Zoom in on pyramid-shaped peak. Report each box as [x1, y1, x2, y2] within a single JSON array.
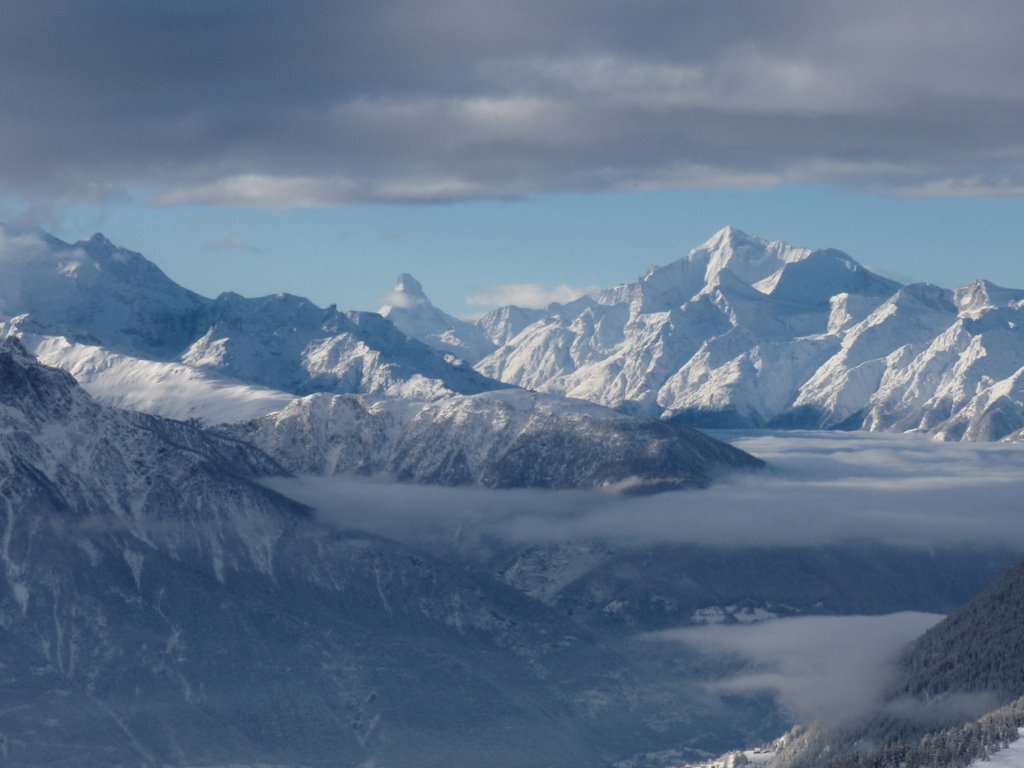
[[76, 231, 131, 263], [394, 273, 428, 301], [380, 273, 434, 314]]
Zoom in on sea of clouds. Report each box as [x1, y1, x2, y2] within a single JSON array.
[[265, 429, 1024, 552], [265, 430, 1024, 728]]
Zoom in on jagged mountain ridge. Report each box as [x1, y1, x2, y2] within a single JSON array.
[[382, 227, 1024, 441], [0, 224, 502, 406], [6, 222, 1024, 441], [227, 388, 763, 492]]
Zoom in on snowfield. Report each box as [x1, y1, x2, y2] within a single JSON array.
[[974, 730, 1024, 767]]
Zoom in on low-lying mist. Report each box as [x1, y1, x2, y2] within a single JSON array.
[[646, 613, 944, 727], [264, 430, 1024, 553], [260, 430, 1023, 737]]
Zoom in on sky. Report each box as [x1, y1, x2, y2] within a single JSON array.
[[4, 1, 1024, 315]]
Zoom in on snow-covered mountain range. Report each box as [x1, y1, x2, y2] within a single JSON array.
[[382, 227, 1024, 441], [227, 388, 761, 492], [0, 223, 765, 491], [1, 340, 1019, 767], [5, 222, 1022, 444], [0, 225, 501, 419]]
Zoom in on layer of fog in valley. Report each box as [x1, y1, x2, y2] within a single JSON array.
[[264, 430, 1024, 742], [647, 612, 944, 728], [266, 430, 1024, 553]]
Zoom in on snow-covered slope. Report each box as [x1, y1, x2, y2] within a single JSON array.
[[0, 337, 291, 583], [0, 224, 503, 410], [228, 388, 763, 492], [0, 338, 577, 764], [0, 228, 206, 355], [0, 324, 295, 423], [423, 227, 1024, 441], [969, 730, 1024, 768]]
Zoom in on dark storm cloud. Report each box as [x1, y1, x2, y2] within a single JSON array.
[[4, 0, 1024, 204]]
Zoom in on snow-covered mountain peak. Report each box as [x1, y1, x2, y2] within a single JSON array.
[[694, 225, 757, 254], [0, 226, 207, 356], [955, 278, 1024, 316], [389, 272, 429, 306], [80, 231, 115, 254], [619, 228, 824, 314], [689, 226, 813, 288], [379, 273, 496, 363]]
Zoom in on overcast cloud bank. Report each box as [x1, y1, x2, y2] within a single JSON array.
[[5, 1, 1024, 204]]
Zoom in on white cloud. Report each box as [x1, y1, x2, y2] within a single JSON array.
[[379, 289, 417, 310], [646, 613, 943, 726], [154, 174, 360, 208], [207, 234, 263, 254], [466, 282, 600, 309], [156, 172, 497, 207]]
